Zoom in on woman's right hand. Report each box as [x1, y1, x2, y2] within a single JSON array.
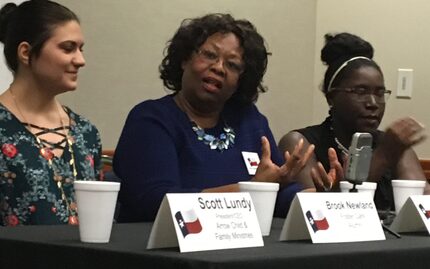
[[311, 148, 344, 192]]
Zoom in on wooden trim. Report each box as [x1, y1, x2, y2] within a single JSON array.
[[420, 159, 430, 180], [102, 149, 115, 157], [101, 149, 115, 173]]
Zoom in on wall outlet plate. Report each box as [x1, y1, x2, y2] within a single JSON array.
[[396, 68, 413, 99]]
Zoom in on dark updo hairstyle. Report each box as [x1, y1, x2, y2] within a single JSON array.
[[0, 0, 79, 73], [159, 13, 269, 106], [321, 32, 383, 95]]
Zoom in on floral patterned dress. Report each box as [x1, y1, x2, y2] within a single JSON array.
[[0, 104, 102, 226]]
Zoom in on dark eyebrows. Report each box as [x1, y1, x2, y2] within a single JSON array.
[[351, 83, 385, 89], [204, 42, 243, 61], [59, 40, 85, 49]]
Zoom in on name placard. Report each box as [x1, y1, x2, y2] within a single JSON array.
[[390, 195, 430, 234], [147, 193, 263, 252], [280, 193, 385, 243]]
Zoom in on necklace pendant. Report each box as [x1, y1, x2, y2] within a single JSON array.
[[29, 205, 37, 213], [209, 141, 218, 150], [68, 215, 79, 225], [40, 147, 54, 160], [70, 202, 78, 211]]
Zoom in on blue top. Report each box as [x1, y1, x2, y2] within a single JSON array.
[[114, 95, 302, 222]]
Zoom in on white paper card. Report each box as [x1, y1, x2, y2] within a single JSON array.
[[147, 193, 264, 252], [280, 192, 385, 243], [241, 151, 260, 175], [390, 195, 430, 234]]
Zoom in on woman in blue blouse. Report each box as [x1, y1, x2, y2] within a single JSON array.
[[114, 13, 313, 222], [0, 1, 101, 226]]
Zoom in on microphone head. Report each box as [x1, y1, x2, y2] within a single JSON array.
[[345, 132, 373, 183]]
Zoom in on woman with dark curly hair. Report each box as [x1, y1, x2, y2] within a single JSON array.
[[279, 32, 427, 213], [114, 13, 313, 222]]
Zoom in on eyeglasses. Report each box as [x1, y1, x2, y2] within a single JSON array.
[[329, 87, 392, 103], [195, 48, 245, 75]]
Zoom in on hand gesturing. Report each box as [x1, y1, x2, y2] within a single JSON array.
[[311, 148, 344, 192], [254, 136, 314, 187]]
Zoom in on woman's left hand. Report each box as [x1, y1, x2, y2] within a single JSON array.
[[311, 148, 344, 191], [377, 117, 426, 167], [253, 136, 314, 187]]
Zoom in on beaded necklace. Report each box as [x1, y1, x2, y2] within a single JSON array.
[[10, 89, 79, 225], [191, 121, 235, 152], [174, 95, 236, 152]]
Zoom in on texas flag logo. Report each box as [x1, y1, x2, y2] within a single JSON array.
[[306, 210, 329, 232], [247, 158, 259, 167], [419, 204, 430, 219], [175, 209, 203, 238]]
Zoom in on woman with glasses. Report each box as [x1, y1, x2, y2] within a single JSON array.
[[114, 13, 313, 222], [279, 32, 427, 212]]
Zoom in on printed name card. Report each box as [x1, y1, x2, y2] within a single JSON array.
[[279, 192, 385, 243], [147, 193, 263, 252], [390, 195, 430, 234]]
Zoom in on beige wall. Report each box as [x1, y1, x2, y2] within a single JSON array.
[[55, 0, 430, 158], [56, 0, 317, 150], [314, 0, 430, 158]]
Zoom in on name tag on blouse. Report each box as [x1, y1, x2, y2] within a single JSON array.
[[242, 152, 260, 175]]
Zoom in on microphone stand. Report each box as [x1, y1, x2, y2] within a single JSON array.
[[347, 180, 360, 193], [344, 133, 400, 238]]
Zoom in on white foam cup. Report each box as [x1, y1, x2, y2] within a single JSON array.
[[238, 181, 279, 236], [392, 179, 426, 215], [339, 181, 377, 198], [74, 180, 120, 243]]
